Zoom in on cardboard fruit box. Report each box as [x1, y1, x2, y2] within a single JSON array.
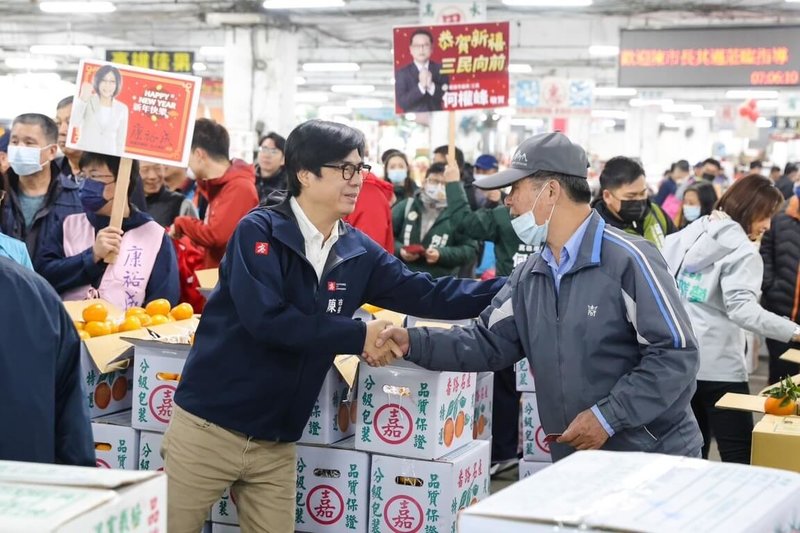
[[515, 358, 535, 392], [196, 268, 219, 298], [298, 360, 358, 446], [295, 437, 371, 533], [0, 459, 166, 532], [520, 393, 552, 463], [211, 488, 239, 526], [368, 439, 491, 533], [127, 336, 194, 433], [137, 431, 164, 472], [458, 450, 800, 533], [355, 359, 476, 460], [518, 459, 549, 480], [473, 372, 493, 441], [91, 410, 140, 470]]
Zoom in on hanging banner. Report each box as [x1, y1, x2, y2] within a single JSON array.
[[393, 21, 509, 114], [105, 50, 195, 74], [515, 78, 594, 116], [619, 26, 800, 88], [419, 1, 487, 24], [66, 60, 202, 166]]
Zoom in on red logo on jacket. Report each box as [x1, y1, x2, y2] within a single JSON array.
[[327, 281, 337, 291], [255, 242, 269, 256]]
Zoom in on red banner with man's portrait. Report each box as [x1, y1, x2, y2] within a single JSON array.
[[393, 21, 510, 114]]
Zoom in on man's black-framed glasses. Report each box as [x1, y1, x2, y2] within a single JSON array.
[[321, 162, 371, 180]]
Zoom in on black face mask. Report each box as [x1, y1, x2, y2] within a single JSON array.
[[702, 172, 716, 181], [617, 199, 649, 223]]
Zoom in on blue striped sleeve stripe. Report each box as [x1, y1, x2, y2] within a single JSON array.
[[602, 231, 685, 349]]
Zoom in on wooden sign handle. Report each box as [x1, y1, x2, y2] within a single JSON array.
[[104, 157, 133, 264], [448, 111, 456, 161]]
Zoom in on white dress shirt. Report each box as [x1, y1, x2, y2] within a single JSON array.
[[290, 196, 339, 281]]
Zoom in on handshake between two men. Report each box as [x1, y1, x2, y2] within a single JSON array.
[[361, 320, 413, 367]]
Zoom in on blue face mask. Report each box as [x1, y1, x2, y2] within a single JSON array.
[[7, 145, 47, 176], [387, 169, 407, 184], [79, 178, 109, 213], [683, 205, 701, 222], [511, 181, 555, 248]]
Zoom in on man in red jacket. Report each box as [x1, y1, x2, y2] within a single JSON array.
[[172, 119, 258, 268], [343, 171, 394, 253]]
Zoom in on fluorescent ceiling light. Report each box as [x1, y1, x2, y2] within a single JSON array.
[[756, 99, 779, 109], [404, 113, 416, 121], [691, 109, 716, 118], [331, 84, 374, 94], [199, 46, 226, 57], [263, 0, 344, 8], [510, 118, 545, 127], [296, 92, 329, 103], [39, 1, 116, 13], [503, 0, 592, 6], [591, 110, 628, 119], [588, 45, 619, 57], [593, 86, 636, 97], [346, 98, 385, 108], [318, 105, 352, 115], [192, 62, 207, 72], [5, 57, 58, 70], [657, 113, 677, 123], [303, 62, 359, 72], [600, 119, 617, 128], [725, 90, 779, 99], [295, 76, 306, 85], [508, 63, 532, 73], [629, 98, 673, 107], [30, 44, 92, 56], [757, 118, 773, 128], [663, 120, 685, 128], [662, 103, 704, 113]]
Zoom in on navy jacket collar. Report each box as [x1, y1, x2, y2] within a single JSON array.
[[531, 210, 605, 276]]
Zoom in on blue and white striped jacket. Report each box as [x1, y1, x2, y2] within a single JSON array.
[[407, 210, 703, 461]]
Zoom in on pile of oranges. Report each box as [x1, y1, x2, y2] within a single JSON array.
[[74, 299, 195, 339]]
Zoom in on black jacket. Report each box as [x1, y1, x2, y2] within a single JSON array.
[[255, 166, 288, 206], [775, 175, 794, 200], [761, 197, 800, 321], [146, 185, 188, 227], [395, 61, 448, 113]]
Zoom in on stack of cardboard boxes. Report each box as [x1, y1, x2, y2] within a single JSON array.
[[515, 358, 552, 479]]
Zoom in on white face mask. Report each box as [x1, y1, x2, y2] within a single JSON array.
[[8, 145, 49, 176]]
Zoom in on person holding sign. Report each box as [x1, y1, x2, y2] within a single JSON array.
[[395, 29, 448, 113], [34, 152, 179, 311], [70, 65, 129, 156]]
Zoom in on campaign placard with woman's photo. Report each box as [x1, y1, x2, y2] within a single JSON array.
[[67, 59, 202, 166]]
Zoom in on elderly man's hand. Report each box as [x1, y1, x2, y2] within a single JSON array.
[[362, 320, 403, 367], [556, 409, 609, 451], [376, 326, 410, 357]]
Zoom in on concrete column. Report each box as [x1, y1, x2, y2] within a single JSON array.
[[223, 27, 254, 133]]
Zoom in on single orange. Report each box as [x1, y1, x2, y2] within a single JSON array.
[[78, 330, 91, 340], [106, 320, 119, 334], [118, 315, 143, 332], [149, 314, 169, 325], [73, 321, 85, 331], [82, 303, 108, 323], [137, 314, 152, 327], [84, 321, 112, 338], [145, 299, 171, 317], [765, 396, 798, 416], [125, 306, 146, 318], [170, 302, 194, 321]]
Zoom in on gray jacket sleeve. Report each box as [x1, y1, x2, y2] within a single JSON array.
[[406, 266, 525, 372], [597, 240, 700, 432], [721, 245, 795, 343], [179, 199, 199, 219]]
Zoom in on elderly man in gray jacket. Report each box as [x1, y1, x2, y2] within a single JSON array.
[[375, 133, 703, 461]]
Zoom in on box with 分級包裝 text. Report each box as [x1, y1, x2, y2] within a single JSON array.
[[137, 431, 164, 472], [368, 439, 491, 533], [295, 437, 370, 533], [473, 372, 493, 441], [515, 357, 535, 392], [520, 393, 553, 463], [355, 358, 476, 460], [518, 459, 550, 480], [0, 459, 166, 532], [127, 334, 194, 433], [91, 410, 139, 470], [298, 356, 359, 446], [458, 450, 800, 533]]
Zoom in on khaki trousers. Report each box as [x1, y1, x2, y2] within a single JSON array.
[[162, 403, 296, 533]]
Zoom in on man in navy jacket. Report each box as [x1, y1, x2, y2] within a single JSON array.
[[164, 120, 504, 532], [0, 257, 94, 466]]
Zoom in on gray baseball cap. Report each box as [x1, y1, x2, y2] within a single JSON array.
[[473, 132, 589, 190]]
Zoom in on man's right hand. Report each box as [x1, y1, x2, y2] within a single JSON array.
[[485, 189, 502, 203], [93, 227, 123, 263], [362, 320, 403, 367], [418, 69, 432, 89], [376, 326, 410, 357], [400, 249, 420, 262], [79, 82, 93, 102], [443, 154, 460, 183]]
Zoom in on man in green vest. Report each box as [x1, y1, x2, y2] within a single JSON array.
[[593, 156, 676, 248]]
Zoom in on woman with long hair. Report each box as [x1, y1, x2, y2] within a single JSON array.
[[674, 181, 718, 229]]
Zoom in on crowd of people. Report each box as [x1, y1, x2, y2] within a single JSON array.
[[2, 105, 800, 531]]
